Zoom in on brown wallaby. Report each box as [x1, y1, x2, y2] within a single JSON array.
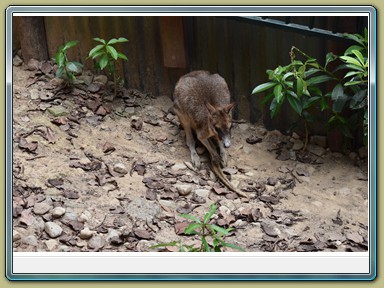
[[173, 70, 247, 198]]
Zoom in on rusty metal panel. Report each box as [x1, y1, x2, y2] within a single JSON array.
[[159, 17, 187, 68]]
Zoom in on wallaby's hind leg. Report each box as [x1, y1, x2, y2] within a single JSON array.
[[184, 124, 201, 169]]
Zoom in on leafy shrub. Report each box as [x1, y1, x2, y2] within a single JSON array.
[[252, 29, 368, 149], [54, 40, 83, 84]]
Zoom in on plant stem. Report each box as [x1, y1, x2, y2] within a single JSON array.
[[303, 120, 309, 151]]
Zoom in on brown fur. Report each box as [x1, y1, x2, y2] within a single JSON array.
[[173, 70, 247, 198]]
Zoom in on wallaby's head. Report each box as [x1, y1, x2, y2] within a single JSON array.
[[206, 102, 235, 148]]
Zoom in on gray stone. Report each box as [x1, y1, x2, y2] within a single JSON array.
[[311, 201, 323, 208], [88, 235, 105, 250], [238, 123, 249, 131], [13, 55, 23, 66], [94, 75, 108, 86], [292, 139, 304, 151], [125, 107, 135, 115], [13, 230, 21, 242], [195, 189, 210, 198], [45, 239, 58, 251], [175, 184, 193, 196], [33, 202, 51, 215], [47, 106, 68, 117], [349, 152, 358, 161], [171, 162, 187, 171], [44, 222, 63, 238], [308, 144, 326, 157], [126, 198, 161, 221], [50, 78, 64, 87], [358, 147, 368, 158], [218, 205, 231, 216], [79, 227, 95, 240], [51, 207, 66, 218], [27, 58, 40, 71], [106, 229, 120, 242], [264, 185, 275, 194], [22, 235, 38, 246], [113, 163, 128, 175], [29, 89, 40, 100], [310, 135, 327, 148], [339, 187, 351, 196]]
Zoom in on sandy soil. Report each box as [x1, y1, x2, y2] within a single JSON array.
[[12, 59, 369, 253]]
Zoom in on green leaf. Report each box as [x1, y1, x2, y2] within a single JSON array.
[[207, 224, 229, 236], [220, 241, 245, 252], [203, 204, 217, 224], [282, 72, 294, 81], [179, 213, 201, 223], [343, 33, 365, 46], [270, 98, 282, 118], [296, 77, 303, 98], [351, 50, 365, 66], [287, 93, 302, 115], [306, 75, 333, 86], [331, 84, 347, 113], [63, 40, 79, 51], [202, 237, 210, 252], [55, 52, 65, 67], [307, 86, 323, 97], [344, 80, 367, 86], [106, 45, 118, 60], [273, 84, 283, 103], [99, 54, 109, 70], [150, 241, 179, 249], [320, 97, 328, 111], [344, 71, 362, 79], [304, 68, 321, 78], [91, 50, 105, 60], [56, 66, 64, 78], [66, 62, 81, 73], [349, 89, 367, 109], [303, 96, 321, 109], [88, 44, 104, 58], [344, 45, 364, 56], [93, 37, 106, 44], [117, 52, 128, 61], [252, 82, 276, 94], [340, 55, 363, 68], [344, 64, 365, 73], [260, 92, 274, 106], [184, 223, 201, 235], [108, 37, 129, 45], [325, 52, 337, 68]]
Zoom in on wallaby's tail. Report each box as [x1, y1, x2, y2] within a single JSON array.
[[211, 164, 248, 198]]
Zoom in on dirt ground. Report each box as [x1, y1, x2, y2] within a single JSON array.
[[12, 57, 369, 253]]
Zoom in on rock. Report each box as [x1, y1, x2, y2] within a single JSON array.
[[233, 219, 247, 228], [79, 210, 92, 222], [13, 230, 21, 242], [22, 235, 38, 246], [339, 187, 351, 196], [50, 78, 64, 87], [125, 107, 135, 115], [358, 147, 368, 158], [88, 83, 101, 93], [292, 139, 304, 151], [238, 123, 249, 131], [264, 185, 275, 194], [218, 205, 231, 216], [126, 198, 160, 221], [230, 180, 240, 189], [219, 199, 236, 211], [41, 62, 52, 74], [195, 189, 210, 198], [88, 235, 105, 250], [33, 202, 51, 215], [267, 177, 277, 186], [29, 89, 40, 100], [47, 106, 68, 117], [27, 58, 40, 70], [113, 163, 128, 175], [94, 75, 108, 86], [79, 227, 95, 240], [13, 55, 23, 66], [78, 72, 94, 86], [45, 222, 63, 238], [171, 163, 187, 171], [51, 207, 66, 218], [291, 132, 300, 139], [311, 201, 323, 208], [308, 144, 326, 157], [45, 239, 58, 251], [175, 184, 193, 196], [349, 152, 358, 161], [310, 135, 327, 148], [106, 229, 120, 242]]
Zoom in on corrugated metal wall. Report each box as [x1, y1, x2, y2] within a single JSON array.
[[14, 16, 362, 129]]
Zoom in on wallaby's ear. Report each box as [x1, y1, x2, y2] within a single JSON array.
[[206, 102, 217, 115], [224, 102, 235, 114]]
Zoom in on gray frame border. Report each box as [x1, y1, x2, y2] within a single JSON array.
[[5, 5, 377, 281]]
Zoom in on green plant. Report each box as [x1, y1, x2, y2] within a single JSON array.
[[252, 29, 368, 149], [88, 37, 129, 99], [54, 40, 83, 84], [151, 204, 244, 252]]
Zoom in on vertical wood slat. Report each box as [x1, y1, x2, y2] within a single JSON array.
[[159, 17, 187, 68]]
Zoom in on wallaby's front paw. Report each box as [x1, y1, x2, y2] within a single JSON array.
[[220, 152, 228, 168], [191, 153, 201, 169]]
